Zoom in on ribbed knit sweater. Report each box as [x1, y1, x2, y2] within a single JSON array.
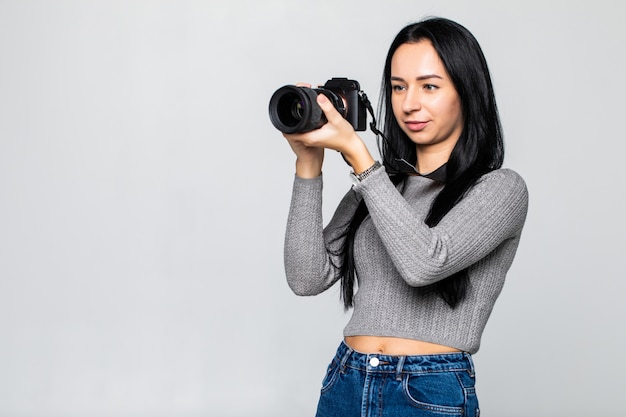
[[284, 166, 528, 354]]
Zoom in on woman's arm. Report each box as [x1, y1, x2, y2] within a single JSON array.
[[281, 88, 375, 295], [354, 167, 529, 286], [284, 176, 362, 296]]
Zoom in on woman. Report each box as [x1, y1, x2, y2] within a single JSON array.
[[282, 17, 528, 416]]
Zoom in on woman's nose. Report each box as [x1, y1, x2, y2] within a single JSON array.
[[402, 89, 421, 113]]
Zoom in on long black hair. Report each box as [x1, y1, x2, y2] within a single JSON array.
[[339, 17, 504, 309]]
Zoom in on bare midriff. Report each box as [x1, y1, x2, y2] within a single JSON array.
[[345, 335, 461, 356]]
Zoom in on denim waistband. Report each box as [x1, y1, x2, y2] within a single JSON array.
[[333, 341, 474, 377]]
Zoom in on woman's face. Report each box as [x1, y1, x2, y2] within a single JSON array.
[[390, 41, 464, 155]]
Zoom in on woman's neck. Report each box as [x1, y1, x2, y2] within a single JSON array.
[[415, 146, 453, 174]]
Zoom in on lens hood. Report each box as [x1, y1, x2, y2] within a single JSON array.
[[268, 85, 324, 134]]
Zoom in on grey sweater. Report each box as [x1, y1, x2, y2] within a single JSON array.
[[284, 166, 528, 354]]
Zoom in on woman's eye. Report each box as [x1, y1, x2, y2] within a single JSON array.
[[424, 84, 439, 91], [391, 85, 406, 92]]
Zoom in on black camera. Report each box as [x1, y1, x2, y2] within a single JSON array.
[[268, 77, 367, 134]]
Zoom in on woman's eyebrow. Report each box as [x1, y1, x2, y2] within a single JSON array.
[[390, 74, 444, 81]]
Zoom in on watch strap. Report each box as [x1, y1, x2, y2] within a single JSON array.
[[351, 161, 382, 183]]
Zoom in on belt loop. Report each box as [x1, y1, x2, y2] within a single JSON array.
[[395, 356, 406, 381], [464, 352, 475, 377], [339, 344, 353, 373]]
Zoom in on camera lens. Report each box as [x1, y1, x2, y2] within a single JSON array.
[[269, 85, 348, 133], [269, 86, 323, 133], [286, 97, 304, 123]]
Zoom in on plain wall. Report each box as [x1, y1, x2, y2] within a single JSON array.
[[1, 1, 624, 416]]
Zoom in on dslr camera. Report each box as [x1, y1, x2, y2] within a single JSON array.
[[268, 77, 367, 134]]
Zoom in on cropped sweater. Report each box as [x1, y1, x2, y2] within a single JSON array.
[[284, 166, 528, 354]]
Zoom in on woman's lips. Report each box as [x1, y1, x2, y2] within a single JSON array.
[[404, 120, 429, 132]]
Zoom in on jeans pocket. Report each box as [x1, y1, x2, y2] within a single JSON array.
[[402, 372, 465, 415], [320, 359, 341, 394]]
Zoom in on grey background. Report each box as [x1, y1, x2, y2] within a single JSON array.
[[1, 1, 624, 416]]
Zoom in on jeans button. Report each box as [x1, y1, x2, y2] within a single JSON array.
[[369, 357, 379, 367]]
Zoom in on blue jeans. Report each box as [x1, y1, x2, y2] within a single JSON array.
[[315, 341, 479, 417]]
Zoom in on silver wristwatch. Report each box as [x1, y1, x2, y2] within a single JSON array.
[[350, 161, 382, 185]]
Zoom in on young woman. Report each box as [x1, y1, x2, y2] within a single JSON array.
[[282, 17, 528, 416]]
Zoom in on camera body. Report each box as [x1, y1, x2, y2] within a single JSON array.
[[269, 77, 367, 134]]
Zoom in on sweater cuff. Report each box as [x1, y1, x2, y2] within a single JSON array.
[[351, 164, 388, 194], [292, 173, 323, 203]]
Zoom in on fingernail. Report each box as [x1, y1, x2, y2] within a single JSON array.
[[318, 94, 328, 104]]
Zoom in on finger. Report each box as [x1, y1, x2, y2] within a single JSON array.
[[317, 93, 344, 125]]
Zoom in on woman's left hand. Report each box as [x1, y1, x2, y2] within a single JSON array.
[[284, 93, 376, 173]]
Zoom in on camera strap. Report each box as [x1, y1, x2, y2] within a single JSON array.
[[357, 90, 419, 175]]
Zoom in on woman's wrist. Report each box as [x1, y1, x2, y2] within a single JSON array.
[[351, 161, 382, 183], [295, 158, 323, 178], [341, 135, 376, 174]]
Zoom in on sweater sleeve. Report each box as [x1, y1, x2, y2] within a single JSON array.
[[353, 167, 529, 287], [284, 175, 362, 296]]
